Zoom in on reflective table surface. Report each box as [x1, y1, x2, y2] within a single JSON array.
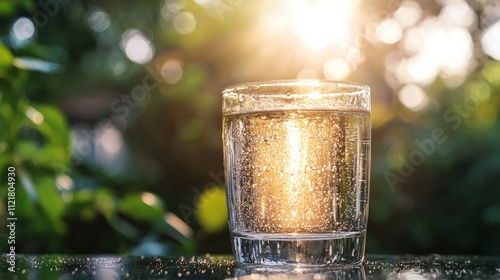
[[2, 255, 500, 279]]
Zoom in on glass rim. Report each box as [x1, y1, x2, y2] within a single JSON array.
[[222, 79, 370, 115], [222, 79, 370, 96]]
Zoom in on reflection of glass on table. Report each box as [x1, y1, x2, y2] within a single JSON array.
[[235, 265, 366, 280]]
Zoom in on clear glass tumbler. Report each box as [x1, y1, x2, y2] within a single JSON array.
[[222, 80, 371, 266]]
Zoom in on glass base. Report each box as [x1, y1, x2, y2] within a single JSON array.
[[232, 232, 366, 267]]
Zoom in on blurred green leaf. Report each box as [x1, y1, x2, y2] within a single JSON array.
[[18, 0, 36, 12], [195, 186, 227, 234], [31, 104, 71, 148], [95, 189, 116, 221], [67, 189, 98, 221], [16, 141, 69, 169], [72, 189, 95, 204], [23, 44, 69, 64], [119, 192, 164, 221], [36, 175, 66, 233], [0, 43, 14, 68], [20, 168, 67, 234], [0, 151, 11, 172], [79, 206, 98, 221], [10, 169, 36, 218], [0, 95, 14, 123], [0, 2, 15, 16], [13, 104, 72, 169]]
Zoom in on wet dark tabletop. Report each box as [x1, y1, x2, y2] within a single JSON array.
[[2, 255, 500, 279]]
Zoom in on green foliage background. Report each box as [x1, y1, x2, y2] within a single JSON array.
[[0, 0, 499, 255]]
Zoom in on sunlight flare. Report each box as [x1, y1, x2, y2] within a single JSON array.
[[286, 0, 360, 49]]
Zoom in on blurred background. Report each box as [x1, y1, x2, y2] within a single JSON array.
[[1, 0, 500, 256]]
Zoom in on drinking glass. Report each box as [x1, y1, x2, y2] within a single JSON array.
[[223, 80, 371, 266]]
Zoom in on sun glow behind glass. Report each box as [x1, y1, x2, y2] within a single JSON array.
[[285, 0, 360, 49]]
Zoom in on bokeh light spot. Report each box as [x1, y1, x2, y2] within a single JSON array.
[[25, 107, 44, 125], [87, 8, 110, 33], [107, 51, 127, 76], [481, 21, 500, 61], [164, 0, 184, 14], [99, 126, 123, 155], [194, 0, 213, 7], [434, 27, 473, 75], [12, 17, 35, 41], [402, 27, 425, 54], [121, 29, 154, 64], [173, 12, 196, 34], [399, 19, 473, 85], [376, 19, 403, 44], [161, 59, 183, 84], [439, 0, 475, 28], [141, 192, 158, 206], [323, 58, 351, 80], [394, 1, 422, 28], [403, 56, 438, 85], [288, 0, 359, 49], [56, 175, 74, 191], [398, 84, 428, 111]]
